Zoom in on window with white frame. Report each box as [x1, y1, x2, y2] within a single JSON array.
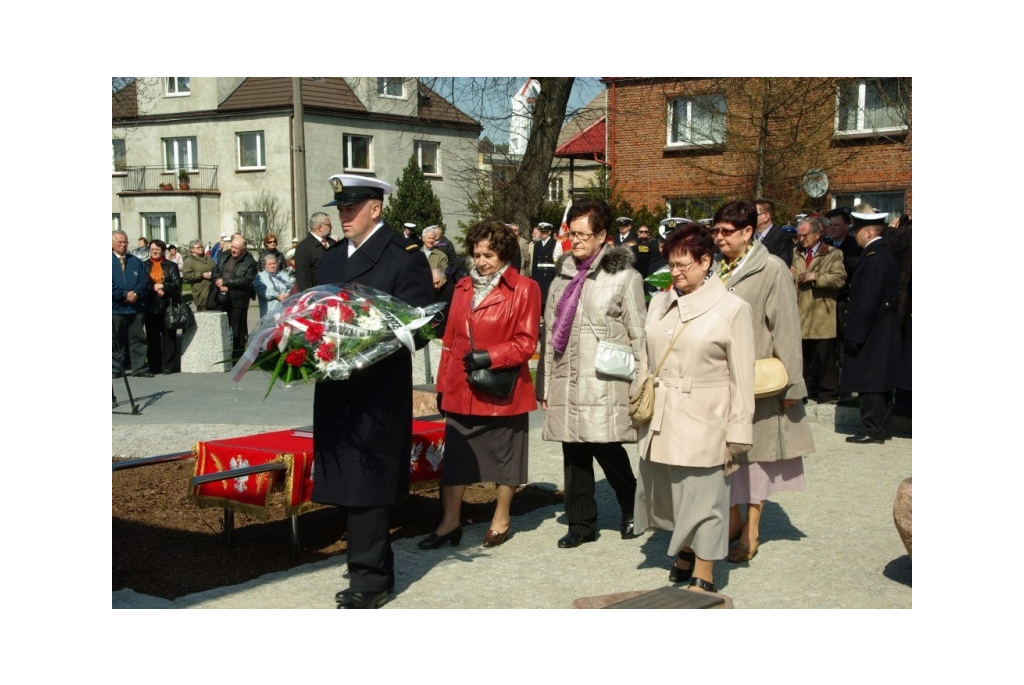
[[238, 212, 267, 236], [112, 139, 127, 172], [832, 192, 905, 219], [377, 78, 404, 98], [141, 213, 177, 243], [343, 134, 373, 171], [835, 78, 910, 137], [166, 77, 190, 96], [548, 177, 564, 202], [668, 94, 726, 147], [237, 131, 265, 170], [112, 214, 121, 233], [414, 141, 440, 176], [164, 137, 198, 172]]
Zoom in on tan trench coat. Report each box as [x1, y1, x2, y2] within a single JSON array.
[[542, 246, 648, 444], [717, 242, 815, 462], [638, 276, 754, 468], [791, 242, 846, 340]]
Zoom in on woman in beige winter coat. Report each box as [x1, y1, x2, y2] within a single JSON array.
[[712, 201, 815, 564], [634, 222, 754, 593], [542, 199, 648, 549]]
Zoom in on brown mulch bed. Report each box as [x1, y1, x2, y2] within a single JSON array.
[[112, 458, 563, 600]]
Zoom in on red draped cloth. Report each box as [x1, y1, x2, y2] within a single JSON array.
[[190, 421, 446, 517]]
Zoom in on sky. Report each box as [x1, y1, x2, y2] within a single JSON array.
[[439, 77, 605, 145]]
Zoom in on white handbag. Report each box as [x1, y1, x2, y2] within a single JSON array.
[[585, 312, 636, 381]]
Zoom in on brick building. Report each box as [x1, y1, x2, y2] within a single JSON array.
[[602, 77, 911, 222]]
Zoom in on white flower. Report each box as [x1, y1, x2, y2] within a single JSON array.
[[356, 307, 385, 332]]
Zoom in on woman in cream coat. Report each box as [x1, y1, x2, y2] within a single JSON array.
[[634, 222, 754, 593], [712, 201, 815, 564]]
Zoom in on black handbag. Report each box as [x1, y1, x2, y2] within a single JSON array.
[[165, 300, 196, 330], [466, 318, 519, 399]]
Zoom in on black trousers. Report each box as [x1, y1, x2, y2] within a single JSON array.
[[224, 300, 248, 354], [802, 338, 839, 401], [858, 392, 893, 439], [344, 505, 394, 593], [145, 313, 176, 373], [562, 442, 637, 537], [112, 312, 148, 373]]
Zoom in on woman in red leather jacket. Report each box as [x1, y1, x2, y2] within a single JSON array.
[[420, 219, 541, 550]]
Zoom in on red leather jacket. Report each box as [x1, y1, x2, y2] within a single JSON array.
[[436, 267, 540, 416]]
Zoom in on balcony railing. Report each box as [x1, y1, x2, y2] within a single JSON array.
[[116, 165, 219, 192]]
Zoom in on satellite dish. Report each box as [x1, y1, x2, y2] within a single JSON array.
[[801, 169, 829, 198]]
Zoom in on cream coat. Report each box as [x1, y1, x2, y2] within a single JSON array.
[[716, 241, 815, 462], [791, 242, 846, 340], [542, 246, 648, 444], [638, 276, 754, 468]]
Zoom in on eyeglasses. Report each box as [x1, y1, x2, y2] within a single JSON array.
[[568, 231, 596, 241], [266, 240, 277, 244], [638, 231, 649, 235], [710, 226, 744, 237], [668, 261, 697, 273]]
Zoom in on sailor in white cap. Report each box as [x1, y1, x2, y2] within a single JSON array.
[[398, 222, 422, 252], [311, 173, 434, 609], [528, 221, 561, 306], [840, 209, 901, 445], [613, 216, 636, 246]]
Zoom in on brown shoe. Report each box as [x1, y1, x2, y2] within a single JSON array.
[[728, 541, 759, 563], [482, 526, 511, 547]]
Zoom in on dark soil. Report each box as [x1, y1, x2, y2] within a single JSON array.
[[112, 458, 563, 600]]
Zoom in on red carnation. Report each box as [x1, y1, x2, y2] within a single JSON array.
[[310, 304, 328, 322], [285, 348, 307, 367], [361, 304, 370, 313], [337, 291, 350, 301], [316, 341, 336, 362], [304, 322, 325, 342], [338, 305, 355, 323]]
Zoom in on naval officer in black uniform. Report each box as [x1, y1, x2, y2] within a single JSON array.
[[312, 174, 434, 609]]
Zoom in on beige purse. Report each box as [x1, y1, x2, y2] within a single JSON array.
[[753, 357, 788, 399], [629, 321, 689, 425]]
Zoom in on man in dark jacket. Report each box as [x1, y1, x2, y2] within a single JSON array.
[[293, 212, 336, 291], [112, 230, 152, 377], [213, 234, 257, 356], [840, 212, 901, 444], [754, 199, 793, 267], [313, 174, 433, 609]]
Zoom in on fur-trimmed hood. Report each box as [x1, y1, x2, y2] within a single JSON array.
[[554, 244, 635, 276]]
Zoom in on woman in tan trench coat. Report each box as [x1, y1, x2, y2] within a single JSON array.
[[634, 222, 754, 593], [712, 201, 815, 564]]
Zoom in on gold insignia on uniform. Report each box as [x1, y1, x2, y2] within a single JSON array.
[[330, 178, 344, 194], [639, 246, 649, 252], [668, 220, 677, 228], [405, 244, 418, 252]]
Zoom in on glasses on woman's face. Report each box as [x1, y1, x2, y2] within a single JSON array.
[[266, 240, 277, 245], [668, 261, 696, 273], [568, 231, 595, 241], [710, 226, 744, 237]]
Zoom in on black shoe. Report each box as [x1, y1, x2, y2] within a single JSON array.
[[620, 517, 636, 539], [335, 589, 388, 609], [134, 369, 154, 378], [112, 371, 123, 379], [557, 531, 597, 548], [845, 433, 885, 444], [417, 526, 463, 550], [162, 368, 174, 375], [687, 577, 717, 593], [669, 549, 696, 583]]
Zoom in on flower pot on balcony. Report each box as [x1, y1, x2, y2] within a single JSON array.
[[179, 182, 190, 190], [160, 183, 173, 191]]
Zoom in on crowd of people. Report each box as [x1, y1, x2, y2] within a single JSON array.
[[112, 184, 911, 608]]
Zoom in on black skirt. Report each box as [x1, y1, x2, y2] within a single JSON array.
[[441, 413, 529, 487]]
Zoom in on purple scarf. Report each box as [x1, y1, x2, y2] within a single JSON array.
[[551, 250, 601, 354]]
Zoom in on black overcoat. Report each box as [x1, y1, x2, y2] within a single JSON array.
[[311, 222, 433, 507], [840, 238, 901, 394]]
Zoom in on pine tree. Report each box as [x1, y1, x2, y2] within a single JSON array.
[[381, 156, 444, 234]]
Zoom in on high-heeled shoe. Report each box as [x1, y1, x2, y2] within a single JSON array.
[[728, 540, 759, 563], [669, 549, 695, 583], [417, 526, 463, 550], [482, 525, 511, 547]]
